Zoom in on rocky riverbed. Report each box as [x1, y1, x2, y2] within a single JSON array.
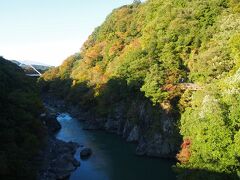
[[39, 95, 176, 180], [37, 137, 80, 180], [37, 104, 80, 180]]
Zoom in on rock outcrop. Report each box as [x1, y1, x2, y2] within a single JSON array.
[[127, 126, 140, 142], [80, 148, 92, 159], [38, 138, 80, 180], [41, 112, 61, 133], [136, 134, 176, 158], [82, 100, 180, 158], [43, 95, 180, 159], [38, 102, 80, 180]]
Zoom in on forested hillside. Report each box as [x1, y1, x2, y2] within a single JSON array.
[[40, 0, 240, 178], [0, 57, 45, 179]]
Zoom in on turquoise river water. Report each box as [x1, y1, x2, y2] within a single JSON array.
[[56, 113, 176, 180]]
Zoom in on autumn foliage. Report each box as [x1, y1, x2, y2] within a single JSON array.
[[177, 139, 191, 164]]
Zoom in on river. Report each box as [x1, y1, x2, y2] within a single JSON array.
[[56, 113, 176, 180]]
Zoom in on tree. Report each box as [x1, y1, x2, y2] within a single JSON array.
[[141, 64, 168, 105]]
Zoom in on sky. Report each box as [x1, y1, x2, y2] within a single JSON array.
[[0, 0, 136, 66]]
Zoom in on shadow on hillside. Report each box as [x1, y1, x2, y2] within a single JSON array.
[[174, 166, 239, 180], [41, 76, 181, 118], [39, 76, 239, 180]]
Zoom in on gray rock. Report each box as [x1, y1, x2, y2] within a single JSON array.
[[136, 134, 176, 158], [40, 113, 47, 118], [104, 118, 119, 132], [83, 118, 104, 130], [80, 148, 92, 158], [117, 119, 125, 136], [41, 112, 61, 133], [72, 159, 80, 167], [38, 138, 80, 180], [51, 154, 77, 173], [42, 172, 56, 180], [127, 126, 140, 142], [122, 121, 133, 139], [136, 137, 147, 156]]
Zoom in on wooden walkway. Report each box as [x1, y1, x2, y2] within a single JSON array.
[[162, 83, 203, 92], [178, 83, 203, 91]]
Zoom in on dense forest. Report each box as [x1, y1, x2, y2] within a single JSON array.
[[39, 0, 240, 179], [0, 57, 45, 179]]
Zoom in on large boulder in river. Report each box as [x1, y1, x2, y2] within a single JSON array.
[[80, 148, 92, 159]]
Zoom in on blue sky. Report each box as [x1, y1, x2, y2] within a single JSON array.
[[0, 0, 136, 65]]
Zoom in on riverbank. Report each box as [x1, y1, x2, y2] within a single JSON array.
[[55, 110, 176, 180], [40, 95, 176, 180], [37, 137, 80, 180], [42, 94, 178, 159], [37, 104, 80, 180]]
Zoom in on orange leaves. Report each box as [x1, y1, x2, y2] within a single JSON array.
[[115, 31, 126, 39], [109, 41, 124, 57], [129, 38, 141, 48], [42, 67, 60, 81], [85, 42, 106, 60], [85, 48, 100, 60], [177, 138, 191, 164], [162, 84, 177, 92], [89, 65, 108, 86]]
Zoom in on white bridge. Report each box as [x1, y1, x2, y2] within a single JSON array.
[[19, 63, 42, 77]]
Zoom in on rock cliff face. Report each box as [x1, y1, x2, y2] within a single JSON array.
[[42, 94, 180, 159], [82, 100, 180, 158]]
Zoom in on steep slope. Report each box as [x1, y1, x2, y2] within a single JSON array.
[[0, 57, 45, 179], [40, 0, 240, 178]]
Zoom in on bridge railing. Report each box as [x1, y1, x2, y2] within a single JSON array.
[[19, 63, 42, 77]]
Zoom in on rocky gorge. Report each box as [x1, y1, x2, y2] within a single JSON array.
[[37, 104, 80, 180], [42, 95, 180, 161], [43, 96, 176, 180]]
